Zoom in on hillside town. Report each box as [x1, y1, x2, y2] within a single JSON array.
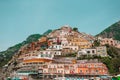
[[1, 26, 120, 80]]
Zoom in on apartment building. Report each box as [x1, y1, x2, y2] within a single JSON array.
[[77, 48, 97, 57], [77, 46, 107, 57], [96, 46, 108, 57], [38, 62, 108, 79]]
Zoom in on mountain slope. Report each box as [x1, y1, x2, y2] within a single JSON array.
[[0, 34, 42, 67], [97, 21, 120, 40], [0, 29, 51, 68], [43, 29, 52, 35]]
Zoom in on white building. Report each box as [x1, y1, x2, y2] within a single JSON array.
[[77, 48, 96, 57], [38, 50, 62, 59], [77, 46, 108, 57], [49, 44, 62, 50], [96, 46, 107, 57], [61, 37, 69, 47], [38, 50, 54, 59]]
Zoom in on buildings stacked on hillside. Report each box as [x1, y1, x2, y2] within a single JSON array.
[[40, 59, 108, 79], [8, 26, 110, 80], [13, 57, 108, 80], [97, 37, 120, 48]]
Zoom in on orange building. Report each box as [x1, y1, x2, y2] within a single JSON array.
[[76, 63, 108, 75]]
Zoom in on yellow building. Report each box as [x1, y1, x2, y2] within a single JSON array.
[[68, 37, 92, 49]]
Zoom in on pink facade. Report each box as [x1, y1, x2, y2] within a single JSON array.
[[100, 38, 116, 46], [39, 62, 108, 75], [100, 38, 120, 48]]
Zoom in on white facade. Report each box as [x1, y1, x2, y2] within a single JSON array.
[[38, 50, 62, 59], [69, 46, 79, 51], [77, 47, 108, 57], [38, 51, 54, 59], [77, 48, 97, 57], [61, 37, 69, 46], [49, 44, 62, 50], [96, 46, 107, 57]]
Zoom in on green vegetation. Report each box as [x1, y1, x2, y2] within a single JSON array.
[[96, 20, 120, 74], [97, 21, 120, 40], [73, 27, 78, 31], [101, 57, 120, 74], [1, 24, 120, 75], [0, 29, 52, 67], [0, 34, 43, 67], [0, 29, 51, 68], [104, 45, 120, 74], [43, 29, 52, 35], [62, 53, 77, 57], [26, 34, 42, 43], [93, 40, 100, 47], [0, 28, 53, 68], [77, 55, 101, 60], [77, 44, 120, 74]]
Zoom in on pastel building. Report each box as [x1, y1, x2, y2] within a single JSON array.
[[39, 61, 108, 79], [77, 63, 108, 75], [68, 37, 92, 49], [77, 48, 97, 57], [16, 56, 109, 79], [39, 50, 61, 57], [61, 37, 69, 47], [48, 44, 62, 50], [100, 38, 116, 46], [18, 50, 60, 68], [96, 46, 108, 57], [77, 46, 107, 57]]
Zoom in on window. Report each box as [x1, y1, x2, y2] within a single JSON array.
[[46, 53, 48, 57], [88, 65, 91, 67], [95, 65, 96, 67], [75, 48, 77, 50], [41, 53, 43, 57], [96, 70, 98, 73], [49, 54, 51, 58], [87, 51, 90, 53], [111, 41, 113, 43], [44, 70, 46, 73], [55, 52, 56, 55], [80, 70, 82, 73]]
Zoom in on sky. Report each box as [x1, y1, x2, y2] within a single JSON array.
[[0, 0, 120, 51]]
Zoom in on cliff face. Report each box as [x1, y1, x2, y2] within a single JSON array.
[[97, 21, 120, 40]]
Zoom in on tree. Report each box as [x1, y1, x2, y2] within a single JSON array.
[[73, 27, 78, 31], [93, 40, 100, 47]]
